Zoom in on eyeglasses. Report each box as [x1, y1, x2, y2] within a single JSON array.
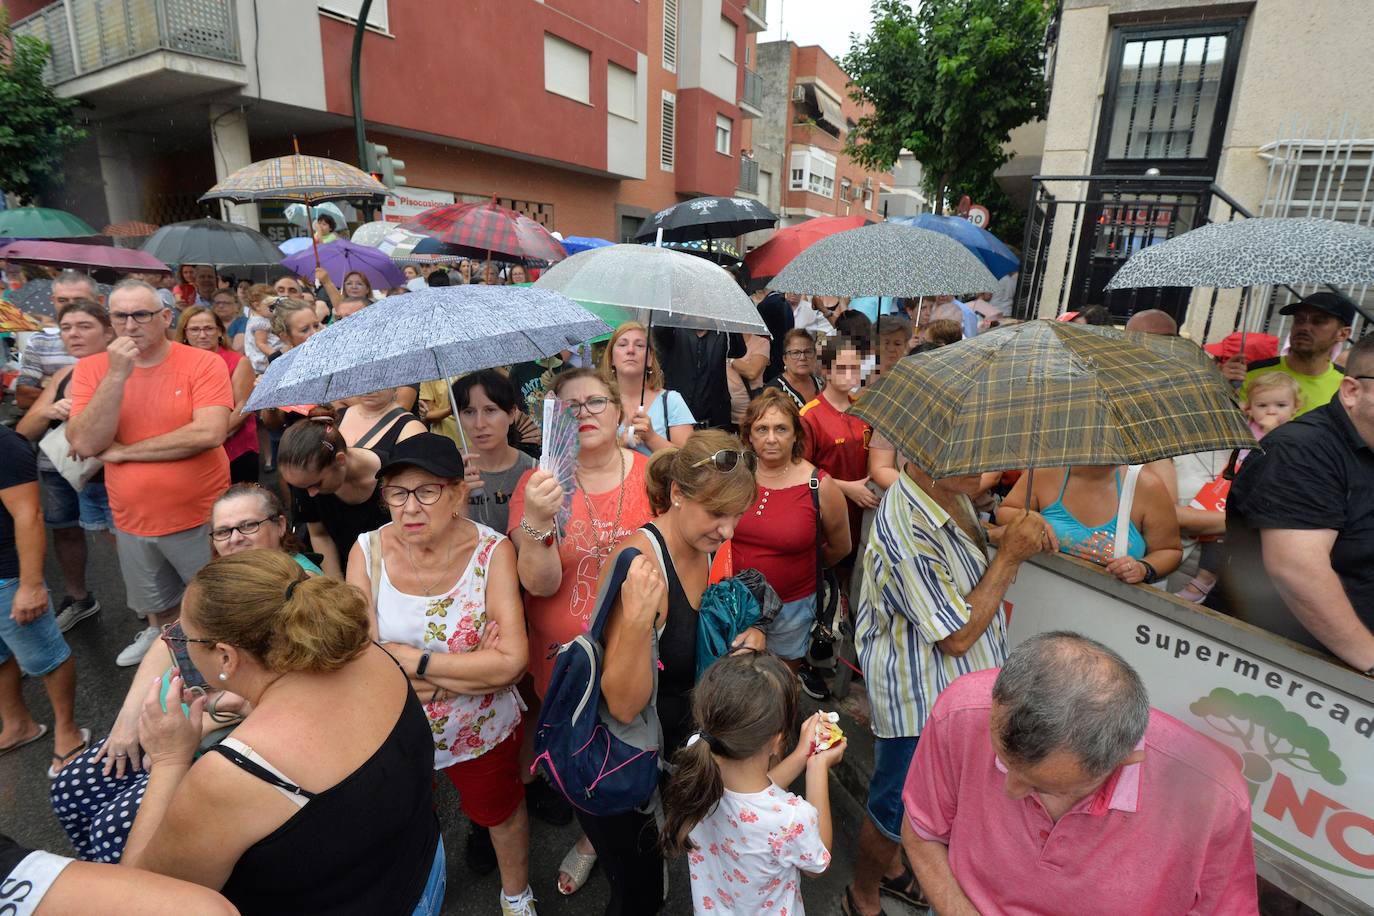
[[690, 449, 757, 473], [210, 514, 279, 541], [1353, 376, 1374, 382], [380, 483, 447, 507], [186, 325, 219, 334], [784, 349, 813, 359], [564, 397, 612, 417], [160, 621, 216, 648], [109, 309, 161, 325]]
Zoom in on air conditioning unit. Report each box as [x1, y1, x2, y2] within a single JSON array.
[[790, 85, 806, 102]]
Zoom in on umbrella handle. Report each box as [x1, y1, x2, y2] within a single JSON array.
[[444, 374, 473, 455]]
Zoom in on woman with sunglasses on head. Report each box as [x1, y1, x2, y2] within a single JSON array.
[[51, 484, 318, 864], [577, 429, 764, 914], [506, 368, 654, 895], [120, 550, 445, 915], [176, 307, 259, 484], [346, 434, 535, 915], [599, 321, 695, 456], [277, 418, 387, 581]]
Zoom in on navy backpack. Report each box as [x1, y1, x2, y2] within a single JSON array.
[[531, 546, 664, 816]]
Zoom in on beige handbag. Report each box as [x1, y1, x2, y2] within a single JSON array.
[[38, 423, 103, 491]]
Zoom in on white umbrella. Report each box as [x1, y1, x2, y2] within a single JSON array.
[[533, 243, 768, 335]]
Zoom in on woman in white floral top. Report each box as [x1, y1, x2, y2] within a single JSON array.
[[346, 433, 536, 916]]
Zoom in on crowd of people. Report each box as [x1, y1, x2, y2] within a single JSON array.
[[0, 250, 1366, 916]]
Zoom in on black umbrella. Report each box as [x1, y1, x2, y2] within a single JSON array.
[[634, 196, 777, 243], [141, 218, 283, 268]]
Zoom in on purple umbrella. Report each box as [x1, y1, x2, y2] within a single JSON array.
[[281, 238, 404, 289]]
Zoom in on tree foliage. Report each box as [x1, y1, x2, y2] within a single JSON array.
[[0, 13, 86, 204], [1190, 688, 1346, 786], [843, 0, 1049, 238]]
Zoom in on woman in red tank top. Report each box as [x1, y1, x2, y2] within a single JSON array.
[[729, 390, 851, 683]]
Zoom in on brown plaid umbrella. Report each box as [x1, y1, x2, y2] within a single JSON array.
[[101, 220, 160, 238], [851, 321, 1255, 478], [199, 154, 387, 205]]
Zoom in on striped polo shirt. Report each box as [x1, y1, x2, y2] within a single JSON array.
[[855, 471, 1008, 739]]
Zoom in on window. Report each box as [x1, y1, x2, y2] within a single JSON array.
[[660, 91, 676, 172], [663, 0, 679, 73], [789, 146, 836, 197], [318, 0, 388, 31], [608, 64, 637, 121], [544, 34, 591, 104], [1105, 33, 1229, 161], [719, 17, 737, 62], [715, 115, 732, 155]]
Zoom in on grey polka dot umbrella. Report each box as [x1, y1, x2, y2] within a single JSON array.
[[1105, 217, 1374, 290], [769, 221, 999, 298]]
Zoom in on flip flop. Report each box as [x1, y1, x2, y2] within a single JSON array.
[[556, 841, 597, 896], [879, 863, 930, 908], [841, 885, 890, 916], [47, 727, 90, 779], [0, 723, 47, 757]]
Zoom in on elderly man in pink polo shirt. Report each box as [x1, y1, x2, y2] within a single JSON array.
[[902, 631, 1258, 915]]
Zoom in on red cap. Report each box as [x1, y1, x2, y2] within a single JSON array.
[[1202, 332, 1280, 362]]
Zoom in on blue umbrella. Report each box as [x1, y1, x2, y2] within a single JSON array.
[[891, 213, 1019, 279], [278, 236, 313, 256], [560, 236, 614, 256], [281, 238, 404, 289]]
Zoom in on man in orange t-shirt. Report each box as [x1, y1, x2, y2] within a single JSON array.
[[67, 281, 231, 667]]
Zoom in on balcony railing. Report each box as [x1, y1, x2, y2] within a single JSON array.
[[739, 157, 760, 195], [13, 0, 241, 84], [744, 0, 767, 31], [742, 66, 763, 113]]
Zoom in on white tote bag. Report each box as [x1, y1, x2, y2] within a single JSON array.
[[38, 423, 103, 491]]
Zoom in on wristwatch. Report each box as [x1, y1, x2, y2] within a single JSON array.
[[520, 518, 555, 547], [1138, 560, 1159, 584]]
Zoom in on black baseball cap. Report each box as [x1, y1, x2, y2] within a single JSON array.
[[1279, 292, 1356, 326], [374, 433, 465, 480]]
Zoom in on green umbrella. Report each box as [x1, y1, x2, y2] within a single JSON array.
[[852, 320, 1255, 479], [0, 207, 98, 239]]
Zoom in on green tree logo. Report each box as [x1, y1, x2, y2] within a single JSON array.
[[1190, 688, 1346, 789]]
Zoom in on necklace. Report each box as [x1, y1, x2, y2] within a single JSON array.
[[402, 532, 457, 596], [576, 449, 627, 569]]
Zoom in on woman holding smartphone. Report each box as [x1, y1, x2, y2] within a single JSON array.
[[50, 484, 317, 863]]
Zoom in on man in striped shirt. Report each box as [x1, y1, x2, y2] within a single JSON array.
[[844, 461, 1053, 916]]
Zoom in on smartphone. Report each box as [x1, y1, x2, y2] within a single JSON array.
[[163, 622, 210, 690]]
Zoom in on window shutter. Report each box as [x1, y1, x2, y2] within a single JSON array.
[[660, 92, 676, 172], [663, 0, 679, 73]]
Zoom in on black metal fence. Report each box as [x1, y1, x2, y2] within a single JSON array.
[[1014, 174, 1248, 340]]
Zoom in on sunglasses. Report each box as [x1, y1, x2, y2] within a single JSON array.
[[690, 449, 757, 473], [160, 621, 216, 648]]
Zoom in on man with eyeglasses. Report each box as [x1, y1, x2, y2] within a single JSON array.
[[14, 271, 103, 410], [1211, 333, 1374, 675], [65, 280, 232, 667]]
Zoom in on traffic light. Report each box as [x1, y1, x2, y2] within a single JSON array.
[[364, 141, 407, 189]]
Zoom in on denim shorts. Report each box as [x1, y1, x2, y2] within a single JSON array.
[[411, 836, 446, 916], [40, 470, 113, 532], [867, 735, 920, 842], [768, 594, 817, 660], [0, 579, 71, 676]]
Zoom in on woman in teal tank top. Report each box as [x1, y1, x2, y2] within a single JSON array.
[[997, 465, 1182, 586]]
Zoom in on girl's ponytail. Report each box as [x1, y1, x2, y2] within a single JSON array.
[[660, 735, 725, 859]]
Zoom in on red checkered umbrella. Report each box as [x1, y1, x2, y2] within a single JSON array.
[[397, 201, 567, 264]]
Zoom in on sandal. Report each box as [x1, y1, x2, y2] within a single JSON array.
[[1174, 577, 1215, 603], [841, 885, 890, 916], [556, 841, 597, 896], [47, 727, 90, 779], [879, 863, 929, 908], [0, 723, 47, 757]]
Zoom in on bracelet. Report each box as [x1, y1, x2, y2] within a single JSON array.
[[1138, 559, 1159, 584], [416, 651, 432, 679], [519, 518, 555, 544]]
